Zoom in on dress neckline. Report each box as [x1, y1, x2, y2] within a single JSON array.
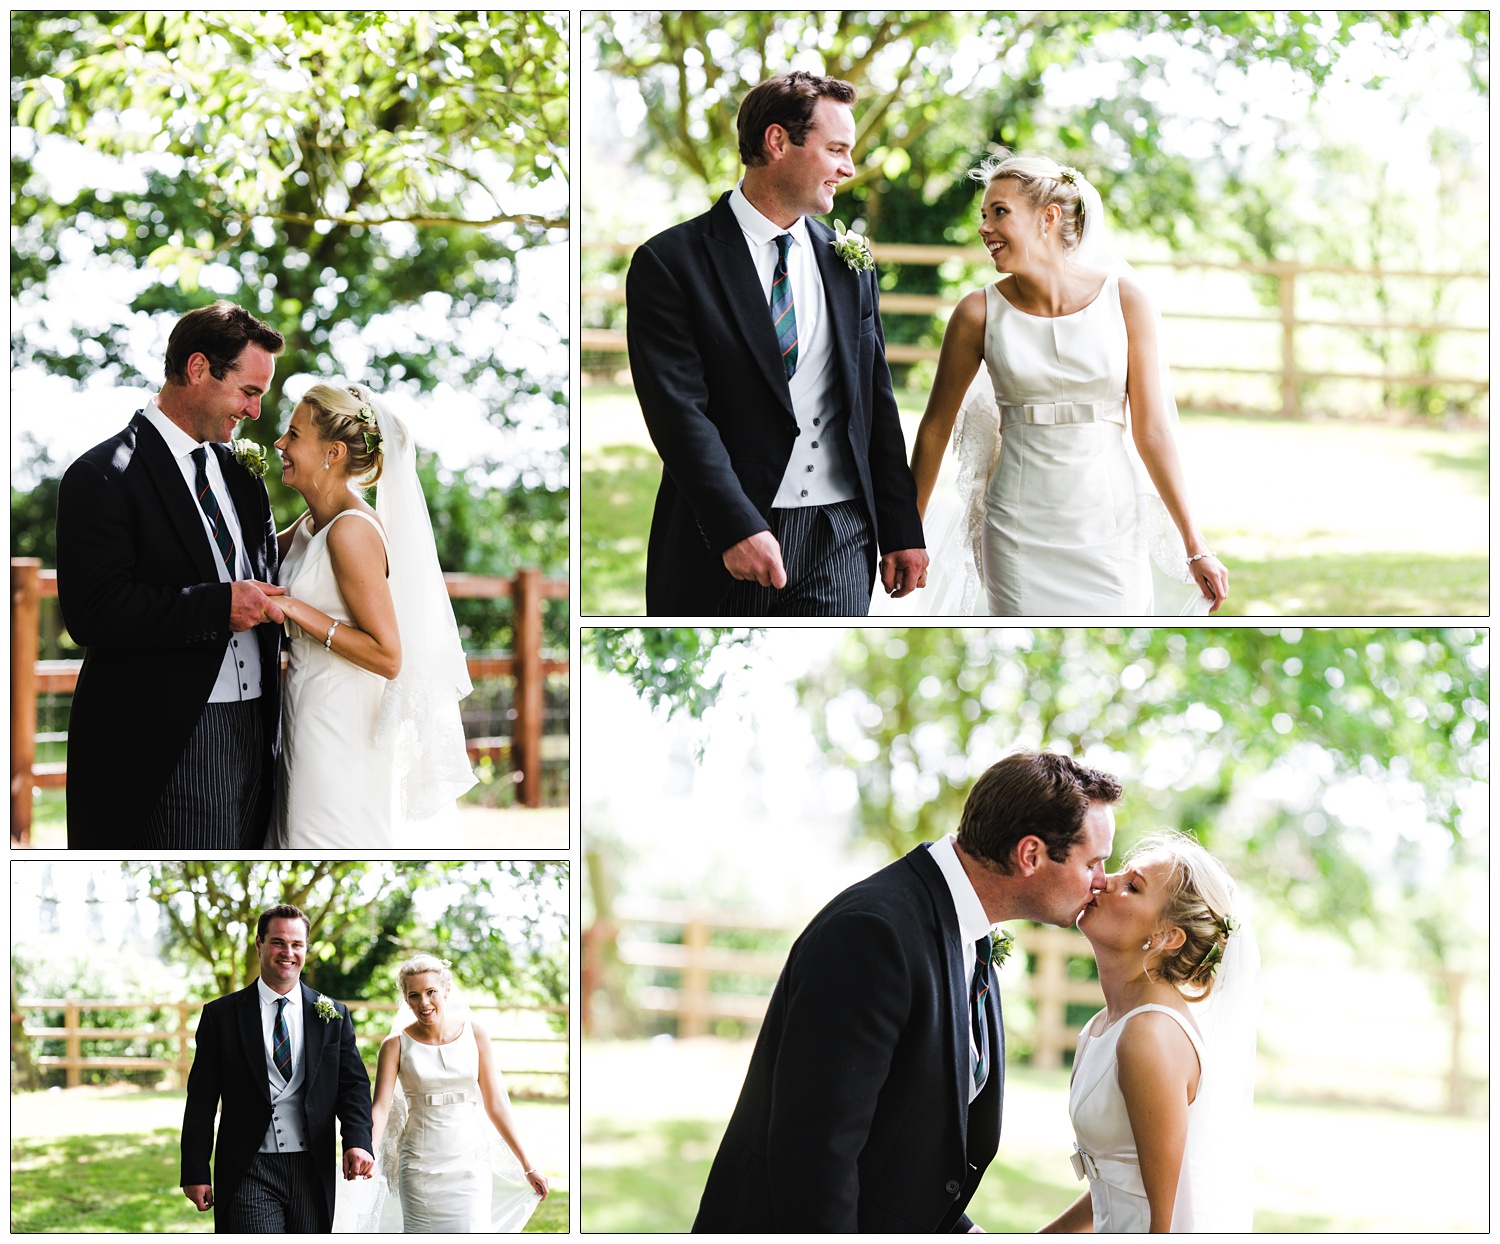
[[993, 271, 1112, 320], [402, 1017, 469, 1048]]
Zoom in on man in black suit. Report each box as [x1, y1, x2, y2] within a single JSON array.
[[56, 301, 287, 848], [694, 752, 1122, 1232], [181, 904, 374, 1233], [627, 71, 929, 615]]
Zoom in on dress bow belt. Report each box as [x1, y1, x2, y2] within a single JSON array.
[[1070, 1143, 1101, 1182], [419, 1088, 479, 1106], [999, 400, 1126, 428]]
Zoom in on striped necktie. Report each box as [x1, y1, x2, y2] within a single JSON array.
[[272, 996, 293, 1082], [970, 935, 993, 1093], [191, 446, 238, 576], [770, 233, 798, 379]]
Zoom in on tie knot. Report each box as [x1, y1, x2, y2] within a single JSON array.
[[976, 934, 993, 969], [192, 446, 208, 468], [775, 233, 793, 263], [276, 996, 287, 1014]]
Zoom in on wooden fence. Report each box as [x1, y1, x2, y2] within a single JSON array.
[[10, 559, 568, 842], [582, 242, 1488, 419], [15, 996, 569, 1099], [599, 896, 1103, 1070]]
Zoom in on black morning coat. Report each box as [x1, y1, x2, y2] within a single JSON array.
[[626, 192, 925, 614]]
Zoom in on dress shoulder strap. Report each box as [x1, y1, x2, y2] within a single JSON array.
[[1121, 1002, 1205, 1059], [324, 506, 389, 548]]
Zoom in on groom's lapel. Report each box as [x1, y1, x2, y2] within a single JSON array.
[[133, 413, 224, 586], [909, 846, 974, 1143], [235, 985, 273, 1105], [212, 441, 272, 581], [809, 217, 861, 417], [300, 982, 328, 1094], [702, 194, 796, 421]]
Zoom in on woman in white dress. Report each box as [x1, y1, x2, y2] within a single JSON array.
[[367, 954, 549, 1233], [907, 152, 1230, 616], [269, 383, 475, 847], [1044, 831, 1261, 1233]]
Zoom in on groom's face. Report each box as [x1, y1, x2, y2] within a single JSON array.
[[256, 917, 308, 992], [773, 98, 857, 219], [1034, 801, 1115, 926], [182, 344, 277, 444]]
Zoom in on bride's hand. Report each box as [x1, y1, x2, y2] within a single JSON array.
[[1191, 554, 1229, 613], [525, 1168, 549, 1200]]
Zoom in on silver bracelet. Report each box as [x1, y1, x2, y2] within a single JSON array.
[[1186, 551, 1217, 566], [324, 620, 340, 650], [524, 1168, 540, 1177]]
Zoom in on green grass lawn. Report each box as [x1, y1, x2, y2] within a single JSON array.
[[581, 384, 1488, 616], [10, 1088, 569, 1233], [582, 1042, 1489, 1233]]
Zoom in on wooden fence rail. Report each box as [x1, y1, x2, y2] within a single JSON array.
[[583, 243, 1488, 419], [10, 559, 568, 842], [598, 897, 1102, 1069], [15, 996, 568, 1098]]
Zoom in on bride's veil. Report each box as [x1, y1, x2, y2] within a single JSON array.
[[333, 981, 541, 1233], [348, 384, 478, 819]]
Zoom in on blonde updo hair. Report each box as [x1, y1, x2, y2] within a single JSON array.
[[969, 150, 1087, 253], [397, 953, 453, 996], [1127, 830, 1238, 1001], [300, 382, 384, 485]]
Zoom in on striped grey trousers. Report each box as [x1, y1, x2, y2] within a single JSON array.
[[141, 701, 264, 851], [719, 498, 875, 617], [221, 1151, 325, 1234]]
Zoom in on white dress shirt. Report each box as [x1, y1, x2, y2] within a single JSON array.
[[928, 834, 996, 1103], [142, 401, 262, 702], [728, 185, 859, 508], [256, 978, 309, 1152]]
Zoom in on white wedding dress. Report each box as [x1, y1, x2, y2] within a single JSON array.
[[333, 1020, 540, 1234], [1068, 1004, 1209, 1232], [272, 509, 400, 845]]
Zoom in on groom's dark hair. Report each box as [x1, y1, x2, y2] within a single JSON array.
[[163, 300, 285, 385], [956, 752, 1122, 873], [738, 71, 856, 166], [256, 903, 311, 941]]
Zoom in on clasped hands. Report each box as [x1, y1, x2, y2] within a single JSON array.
[[722, 532, 930, 599], [230, 579, 286, 630]]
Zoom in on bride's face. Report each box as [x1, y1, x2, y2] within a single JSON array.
[[274, 403, 330, 492], [405, 971, 449, 1023], [978, 179, 1054, 272], [1077, 853, 1175, 948]]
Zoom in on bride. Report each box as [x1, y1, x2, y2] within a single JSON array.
[[359, 954, 549, 1232], [1044, 831, 1261, 1232], [905, 152, 1229, 616], [269, 383, 475, 846]]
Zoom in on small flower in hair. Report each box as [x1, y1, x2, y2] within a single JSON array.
[[348, 394, 382, 455], [1197, 914, 1238, 976], [1056, 165, 1079, 185]]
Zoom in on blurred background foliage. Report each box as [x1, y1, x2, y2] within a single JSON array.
[[11, 10, 568, 650]]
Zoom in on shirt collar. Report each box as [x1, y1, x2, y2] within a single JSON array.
[[928, 834, 993, 947], [729, 182, 811, 251], [256, 977, 300, 1009], [143, 396, 210, 461]]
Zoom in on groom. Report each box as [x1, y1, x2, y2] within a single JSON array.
[[181, 904, 374, 1232], [56, 301, 287, 849], [627, 71, 928, 615], [694, 751, 1121, 1232]]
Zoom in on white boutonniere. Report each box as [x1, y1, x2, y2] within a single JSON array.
[[314, 994, 339, 1022], [989, 927, 1014, 969], [230, 438, 268, 479], [833, 219, 874, 272]]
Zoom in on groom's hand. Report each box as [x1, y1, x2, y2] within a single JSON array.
[[723, 531, 787, 589], [182, 1184, 213, 1212], [880, 548, 930, 598], [343, 1147, 375, 1180], [229, 580, 286, 630]]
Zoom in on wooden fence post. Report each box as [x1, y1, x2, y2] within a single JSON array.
[[64, 1000, 81, 1089], [1030, 929, 1070, 1071], [679, 917, 710, 1038], [513, 567, 543, 808], [12, 558, 42, 845], [1277, 262, 1301, 417]]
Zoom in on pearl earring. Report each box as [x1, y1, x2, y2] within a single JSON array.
[[1142, 940, 1151, 950], [323, 461, 330, 471]]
